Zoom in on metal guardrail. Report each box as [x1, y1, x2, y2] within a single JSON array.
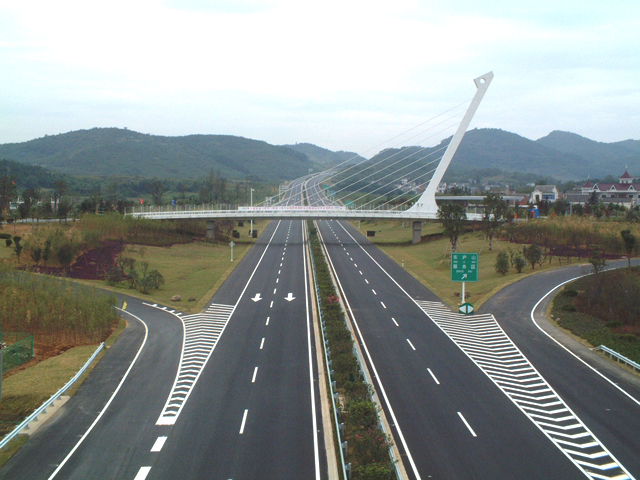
[[309, 222, 401, 480], [593, 345, 640, 373], [0, 342, 105, 450]]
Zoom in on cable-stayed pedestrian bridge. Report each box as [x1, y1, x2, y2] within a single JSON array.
[[127, 72, 498, 241]]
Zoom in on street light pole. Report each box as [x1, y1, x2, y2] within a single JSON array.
[[250, 188, 254, 237]]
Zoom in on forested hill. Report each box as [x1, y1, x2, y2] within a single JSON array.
[[427, 128, 639, 180], [283, 142, 366, 167], [0, 128, 316, 181]]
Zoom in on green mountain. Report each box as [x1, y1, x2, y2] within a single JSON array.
[[0, 128, 314, 182], [283, 142, 365, 168]]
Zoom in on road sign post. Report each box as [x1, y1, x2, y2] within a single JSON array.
[[451, 253, 478, 312], [230, 241, 235, 262]]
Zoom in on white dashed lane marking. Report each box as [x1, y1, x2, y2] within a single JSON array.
[[150, 436, 167, 452]]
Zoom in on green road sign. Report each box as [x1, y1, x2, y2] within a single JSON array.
[[459, 303, 475, 315], [451, 253, 478, 282]]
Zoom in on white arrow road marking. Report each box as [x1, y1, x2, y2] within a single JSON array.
[[251, 293, 262, 302], [285, 293, 296, 302]]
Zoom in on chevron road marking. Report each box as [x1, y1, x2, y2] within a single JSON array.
[[415, 300, 634, 480], [146, 302, 235, 426]]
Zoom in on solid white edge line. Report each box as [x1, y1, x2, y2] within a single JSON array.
[[427, 368, 440, 385], [239, 409, 248, 434], [457, 412, 477, 437], [316, 221, 422, 480], [302, 220, 322, 480], [133, 466, 152, 480], [531, 276, 640, 409], [150, 436, 168, 452], [48, 308, 149, 480], [155, 221, 285, 425]]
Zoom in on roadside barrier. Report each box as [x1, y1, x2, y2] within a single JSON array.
[[593, 345, 640, 373], [0, 342, 105, 451]]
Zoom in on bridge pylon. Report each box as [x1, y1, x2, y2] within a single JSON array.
[[407, 72, 494, 217]]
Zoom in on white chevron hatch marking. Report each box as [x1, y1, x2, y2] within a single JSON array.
[[415, 300, 633, 480], [146, 302, 235, 426]]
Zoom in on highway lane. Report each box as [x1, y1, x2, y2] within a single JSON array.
[[0, 296, 184, 480], [482, 261, 640, 478], [305, 175, 637, 479], [146, 218, 325, 480]]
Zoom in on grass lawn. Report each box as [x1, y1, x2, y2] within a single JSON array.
[[0, 318, 126, 465], [78, 219, 269, 311], [352, 220, 577, 309]]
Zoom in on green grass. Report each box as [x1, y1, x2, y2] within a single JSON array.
[[0, 318, 126, 466], [77, 219, 269, 311], [352, 220, 573, 309]]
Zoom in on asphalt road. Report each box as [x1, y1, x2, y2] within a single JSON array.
[[307, 175, 639, 479]]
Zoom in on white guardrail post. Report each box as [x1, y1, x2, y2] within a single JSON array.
[[593, 345, 640, 373], [0, 342, 105, 450]]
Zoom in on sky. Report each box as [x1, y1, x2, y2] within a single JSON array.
[[1, 0, 639, 156]]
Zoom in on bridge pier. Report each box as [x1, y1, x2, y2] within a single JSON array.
[[412, 221, 422, 244], [206, 221, 215, 241]]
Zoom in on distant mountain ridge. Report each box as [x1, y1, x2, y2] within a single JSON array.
[[0, 127, 638, 182], [0, 128, 315, 182]]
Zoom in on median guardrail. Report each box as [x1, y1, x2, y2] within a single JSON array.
[[0, 342, 105, 450]]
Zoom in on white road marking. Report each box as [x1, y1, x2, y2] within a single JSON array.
[[150, 436, 168, 452], [239, 409, 249, 434], [252, 367, 258, 383], [359, 271, 363, 275], [47, 310, 149, 480], [278, 270, 281, 274], [407, 339, 416, 350], [266, 316, 270, 325], [270, 301, 273, 308], [391, 317, 399, 326], [276, 278, 279, 283], [354, 263, 358, 268], [381, 301, 387, 309], [371, 289, 376, 295], [273, 288, 277, 294], [260, 338, 265, 349], [427, 368, 440, 385], [280, 263, 282, 267], [134, 467, 152, 480], [365, 279, 369, 284], [458, 412, 477, 437]]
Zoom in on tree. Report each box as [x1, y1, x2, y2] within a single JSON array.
[[149, 180, 165, 205], [53, 180, 68, 211], [621, 229, 637, 267], [589, 246, 606, 274], [482, 193, 507, 251], [523, 244, 542, 269], [495, 250, 509, 275], [437, 202, 467, 253], [57, 198, 73, 222], [0, 175, 17, 214]]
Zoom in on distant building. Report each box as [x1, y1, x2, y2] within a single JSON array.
[[531, 185, 559, 203], [580, 170, 640, 207]]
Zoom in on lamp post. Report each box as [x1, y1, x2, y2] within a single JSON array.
[[250, 188, 255, 237]]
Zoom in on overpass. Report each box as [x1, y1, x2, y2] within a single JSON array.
[[127, 72, 495, 243]]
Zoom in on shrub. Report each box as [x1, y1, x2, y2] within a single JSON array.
[[514, 255, 526, 273], [494, 251, 509, 275], [561, 304, 577, 312], [5, 239, 12, 248], [57, 243, 75, 268]]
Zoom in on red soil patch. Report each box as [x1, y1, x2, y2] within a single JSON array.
[[31, 240, 125, 280]]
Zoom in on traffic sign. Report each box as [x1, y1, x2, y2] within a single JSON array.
[[459, 303, 475, 315], [451, 253, 478, 282]]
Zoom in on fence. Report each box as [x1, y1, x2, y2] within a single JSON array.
[[593, 345, 640, 373], [0, 332, 34, 372]]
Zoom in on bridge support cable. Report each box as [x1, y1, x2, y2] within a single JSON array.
[[408, 72, 494, 216]]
